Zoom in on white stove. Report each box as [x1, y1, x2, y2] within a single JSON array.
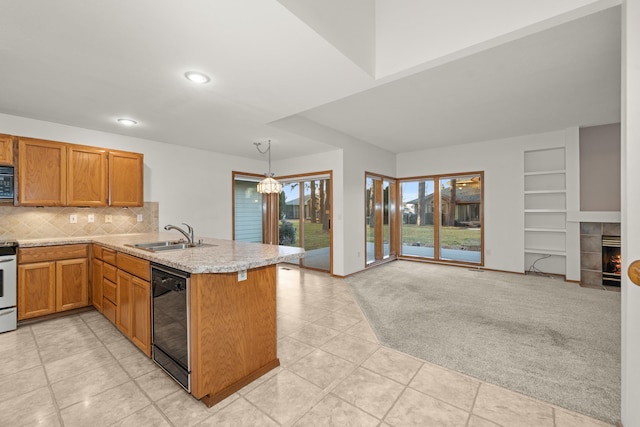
[[0, 241, 18, 334]]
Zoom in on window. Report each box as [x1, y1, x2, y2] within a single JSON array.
[[399, 172, 483, 265], [233, 176, 263, 243]]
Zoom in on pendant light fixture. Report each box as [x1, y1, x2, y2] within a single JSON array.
[[254, 140, 282, 194]]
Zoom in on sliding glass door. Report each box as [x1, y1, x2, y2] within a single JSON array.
[[281, 175, 331, 272], [439, 175, 482, 263], [399, 172, 483, 265]]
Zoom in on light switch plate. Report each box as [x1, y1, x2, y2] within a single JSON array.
[[105, 215, 112, 223], [238, 270, 247, 281], [69, 214, 77, 224], [137, 214, 143, 222], [88, 214, 95, 223]]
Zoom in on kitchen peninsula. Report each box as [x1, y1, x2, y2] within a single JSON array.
[[17, 233, 305, 407]]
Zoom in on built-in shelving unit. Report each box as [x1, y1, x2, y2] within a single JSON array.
[[524, 147, 567, 275]]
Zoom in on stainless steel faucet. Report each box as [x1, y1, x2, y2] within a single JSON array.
[[164, 223, 194, 245]]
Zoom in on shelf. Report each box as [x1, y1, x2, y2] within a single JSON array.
[[525, 228, 566, 233], [524, 248, 567, 256], [524, 190, 566, 195], [524, 209, 567, 213], [523, 170, 565, 176]]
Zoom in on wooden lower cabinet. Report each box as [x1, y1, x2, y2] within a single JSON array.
[[93, 246, 151, 357], [18, 244, 89, 320], [131, 276, 151, 356], [91, 258, 103, 311], [115, 263, 151, 356], [116, 269, 133, 336], [18, 262, 56, 319], [55, 258, 88, 312], [103, 298, 117, 324]]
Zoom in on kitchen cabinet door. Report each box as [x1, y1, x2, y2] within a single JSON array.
[[0, 134, 14, 165], [18, 138, 67, 206], [18, 262, 56, 320], [56, 258, 88, 312], [68, 145, 108, 207], [116, 269, 133, 336], [131, 276, 151, 356], [109, 151, 143, 207], [91, 257, 104, 312]]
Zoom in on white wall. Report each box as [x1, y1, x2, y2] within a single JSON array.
[[621, 0, 640, 424], [274, 142, 396, 276], [0, 113, 265, 239], [397, 130, 569, 274]]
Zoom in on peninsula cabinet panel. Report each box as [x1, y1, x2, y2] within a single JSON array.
[[56, 258, 88, 312], [91, 257, 103, 312], [67, 145, 108, 207], [109, 151, 143, 207], [190, 265, 278, 405], [18, 138, 67, 206], [0, 134, 14, 165], [18, 262, 56, 320]]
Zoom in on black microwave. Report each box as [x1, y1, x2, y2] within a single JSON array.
[[0, 166, 14, 200]]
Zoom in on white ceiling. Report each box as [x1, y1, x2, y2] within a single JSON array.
[[0, 1, 621, 161]]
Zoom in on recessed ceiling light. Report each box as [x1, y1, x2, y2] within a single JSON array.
[[117, 118, 137, 126], [184, 71, 211, 84]]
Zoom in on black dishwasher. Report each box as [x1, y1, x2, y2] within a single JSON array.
[[151, 263, 191, 391]]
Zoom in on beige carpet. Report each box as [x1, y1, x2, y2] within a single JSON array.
[[347, 261, 620, 423]]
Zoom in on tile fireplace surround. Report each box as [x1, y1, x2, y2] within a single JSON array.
[[580, 222, 621, 289]]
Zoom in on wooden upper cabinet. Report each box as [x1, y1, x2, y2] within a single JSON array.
[[109, 151, 143, 207], [18, 138, 67, 206], [67, 145, 108, 206], [0, 134, 14, 165]]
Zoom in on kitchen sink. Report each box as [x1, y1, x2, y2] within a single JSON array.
[[125, 241, 216, 252], [129, 240, 185, 249]]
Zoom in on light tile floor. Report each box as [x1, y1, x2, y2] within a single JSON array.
[[0, 265, 614, 427]]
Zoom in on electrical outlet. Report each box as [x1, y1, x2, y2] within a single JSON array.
[[88, 214, 95, 223], [105, 215, 112, 223], [137, 214, 143, 222], [238, 270, 247, 281], [69, 214, 77, 224]]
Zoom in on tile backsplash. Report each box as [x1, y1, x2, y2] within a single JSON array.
[[0, 202, 158, 240]]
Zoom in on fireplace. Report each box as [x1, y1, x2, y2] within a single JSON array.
[[579, 222, 620, 290], [602, 235, 621, 286]]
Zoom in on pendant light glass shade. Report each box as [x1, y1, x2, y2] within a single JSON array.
[[257, 176, 283, 194], [254, 140, 282, 194]]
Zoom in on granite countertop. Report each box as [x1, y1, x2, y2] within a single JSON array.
[[17, 233, 306, 274]]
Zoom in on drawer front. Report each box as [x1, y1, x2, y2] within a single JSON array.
[[103, 279, 117, 304], [103, 297, 116, 323], [117, 252, 150, 281], [19, 244, 88, 263], [103, 263, 117, 283], [91, 244, 103, 260], [102, 248, 117, 265]]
